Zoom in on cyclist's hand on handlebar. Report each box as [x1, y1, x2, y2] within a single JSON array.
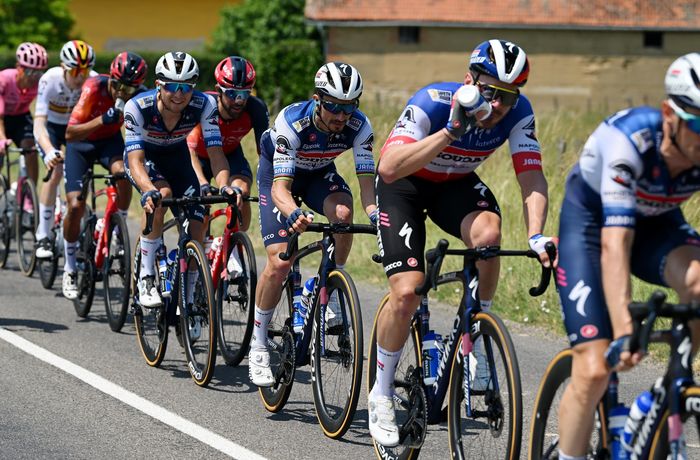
[[605, 335, 644, 372], [0, 139, 9, 155], [286, 207, 314, 234], [200, 183, 216, 196], [140, 190, 161, 214], [368, 208, 380, 229], [220, 185, 243, 209], [528, 234, 558, 268], [44, 149, 63, 169]]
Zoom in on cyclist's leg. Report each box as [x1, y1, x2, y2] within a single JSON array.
[[36, 122, 66, 255], [17, 113, 38, 184]]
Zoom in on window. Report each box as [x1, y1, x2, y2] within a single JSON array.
[[399, 26, 420, 44], [643, 31, 663, 49]]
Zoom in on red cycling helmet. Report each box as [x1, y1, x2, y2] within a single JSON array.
[[109, 52, 148, 86], [215, 56, 256, 90]]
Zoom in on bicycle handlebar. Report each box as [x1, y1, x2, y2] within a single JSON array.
[[142, 193, 237, 235], [414, 239, 557, 297], [278, 222, 377, 261]]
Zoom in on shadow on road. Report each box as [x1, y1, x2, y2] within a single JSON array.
[[0, 317, 69, 334]]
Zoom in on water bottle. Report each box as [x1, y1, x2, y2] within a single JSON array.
[[203, 235, 214, 258], [157, 245, 172, 298], [94, 217, 105, 240], [294, 277, 316, 333], [422, 330, 442, 386], [291, 266, 303, 332], [455, 85, 492, 121], [166, 249, 178, 287], [209, 236, 222, 261], [621, 390, 653, 452], [609, 404, 631, 460]]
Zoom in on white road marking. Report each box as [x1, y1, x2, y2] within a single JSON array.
[[0, 327, 266, 460]]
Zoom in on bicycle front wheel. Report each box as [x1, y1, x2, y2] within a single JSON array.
[[528, 348, 607, 460], [0, 175, 11, 268], [180, 240, 217, 387], [37, 225, 59, 289], [15, 178, 38, 276], [367, 293, 423, 460], [103, 212, 131, 332], [311, 269, 363, 439], [448, 311, 522, 460], [133, 236, 168, 367], [216, 231, 257, 366], [648, 386, 700, 460], [73, 210, 96, 317]]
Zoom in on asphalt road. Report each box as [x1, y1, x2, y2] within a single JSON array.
[[0, 233, 663, 459]]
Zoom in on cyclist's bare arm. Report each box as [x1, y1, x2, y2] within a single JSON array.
[[127, 148, 157, 195], [206, 145, 231, 190], [517, 169, 549, 238], [271, 178, 300, 218], [357, 174, 377, 216], [377, 129, 452, 183], [32, 114, 55, 156], [65, 116, 105, 142], [188, 147, 209, 187]]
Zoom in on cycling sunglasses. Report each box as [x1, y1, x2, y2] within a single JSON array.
[[320, 98, 358, 115], [66, 67, 91, 78], [475, 80, 520, 106], [109, 79, 139, 95], [160, 82, 196, 94], [220, 87, 251, 101], [669, 99, 700, 135], [22, 67, 44, 77]]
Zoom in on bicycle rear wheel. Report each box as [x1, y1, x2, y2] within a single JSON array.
[[133, 236, 169, 367], [528, 348, 607, 460], [311, 269, 363, 439], [216, 231, 257, 366], [103, 212, 131, 332], [73, 210, 96, 317], [448, 311, 522, 459], [648, 386, 700, 460], [15, 178, 38, 276], [0, 175, 12, 268], [367, 293, 423, 460], [259, 279, 296, 412], [180, 240, 217, 387]]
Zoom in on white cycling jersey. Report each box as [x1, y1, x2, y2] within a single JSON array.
[[34, 66, 98, 125]]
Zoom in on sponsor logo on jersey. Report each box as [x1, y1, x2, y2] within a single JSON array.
[[347, 117, 362, 131], [330, 184, 338, 191], [521, 157, 542, 167], [125, 143, 141, 152], [604, 215, 635, 226], [361, 133, 374, 151], [292, 117, 310, 132], [137, 96, 154, 108], [384, 260, 403, 272], [309, 133, 317, 142], [580, 324, 599, 339], [436, 152, 486, 163], [275, 135, 290, 154], [124, 113, 138, 131], [190, 95, 204, 108], [477, 200, 489, 208], [262, 233, 274, 242], [427, 89, 452, 104], [609, 160, 634, 188], [630, 128, 654, 153]]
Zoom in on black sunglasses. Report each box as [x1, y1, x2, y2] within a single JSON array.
[[320, 98, 358, 115], [474, 80, 520, 106], [110, 79, 139, 95]]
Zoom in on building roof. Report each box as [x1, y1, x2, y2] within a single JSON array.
[[305, 0, 700, 30]]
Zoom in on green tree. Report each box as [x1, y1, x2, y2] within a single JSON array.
[[210, 0, 323, 109], [0, 0, 75, 51]]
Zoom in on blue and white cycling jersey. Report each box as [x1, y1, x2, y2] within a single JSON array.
[[381, 82, 542, 182], [567, 106, 700, 227], [261, 99, 375, 180], [123, 88, 222, 154]]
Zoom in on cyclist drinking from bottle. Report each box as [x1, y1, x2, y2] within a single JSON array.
[[60, 52, 147, 299], [554, 53, 700, 460]]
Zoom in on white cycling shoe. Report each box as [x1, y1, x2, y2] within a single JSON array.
[[249, 348, 274, 387], [137, 275, 162, 308], [368, 388, 400, 447], [469, 339, 491, 391], [62, 271, 78, 300]]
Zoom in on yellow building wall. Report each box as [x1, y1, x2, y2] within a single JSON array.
[[69, 0, 241, 52]]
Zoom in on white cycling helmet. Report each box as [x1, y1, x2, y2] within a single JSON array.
[[155, 51, 199, 83], [314, 62, 363, 100], [60, 40, 95, 69], [665, 52, 700, 111]]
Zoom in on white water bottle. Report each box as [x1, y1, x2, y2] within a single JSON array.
[[455, 85, 492, 121], [114, 98, 126, 113], [226, 247, 243, 279], [621, 390, 652, 451]]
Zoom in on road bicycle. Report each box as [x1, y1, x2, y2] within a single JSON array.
[[71, 167, 131, 332], [367, 239, 556, 460], [259, 221, 376, 439], [529, 290, 700, 459], [204, 191, 259, 367], [0, 142, 39, 275], [133, 192, 236, 387], [36, 189, 64, 290]]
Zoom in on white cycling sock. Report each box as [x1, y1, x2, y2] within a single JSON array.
[[36, 203, 54, 240], [373, 345, 403, 398], [252, 305, 273, 351], [140, 237, 160, 278], [557, 451, 585, 460], [63, 240, 77, 273]]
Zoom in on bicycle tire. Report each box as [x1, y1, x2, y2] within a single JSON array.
[[15, 178, 38, 276], [311, 269, 364, 439], [180, 239, 217, 387], [648, 386, 700, 460], [0, 175, 12, 268], [528, 348, 608, 460], [133, 236, 169, 367], [447, 311, 522, 459], [367, 293, 423, 460], [259, 279, 296, 412], [216, 231, 257, 366], [38, 219, 60, 289], [73, 210, 96, 317], [103, 212, 131, 332]]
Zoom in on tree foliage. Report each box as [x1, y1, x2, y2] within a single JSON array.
[[0, 0, 75, 51], [210, 0, 323, 109]]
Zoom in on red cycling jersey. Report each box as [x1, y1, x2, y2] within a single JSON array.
[[68, 75, 121, 141]]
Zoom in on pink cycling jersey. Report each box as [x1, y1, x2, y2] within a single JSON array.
[[0, 68, 38, 116]]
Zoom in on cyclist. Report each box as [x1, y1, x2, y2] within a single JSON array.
[[368, 39, 555, 446], [249, 62, 378, 387], [124, 51, 233, 310], [35, 40, 97, 260], [60, 52, 147, 299], [187, 55, 269, 232], [554, 53, 700, 460], [0, 42, 48, 184]]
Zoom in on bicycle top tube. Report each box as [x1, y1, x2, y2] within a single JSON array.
[[414, 238, 556, 297], [279, 221, 377, 261]]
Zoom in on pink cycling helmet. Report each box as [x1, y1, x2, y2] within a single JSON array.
[[16, 42, 48, 70]]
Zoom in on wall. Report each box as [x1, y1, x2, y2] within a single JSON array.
[[69, 0, 241, 52], [325, 26, 700, 112]]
